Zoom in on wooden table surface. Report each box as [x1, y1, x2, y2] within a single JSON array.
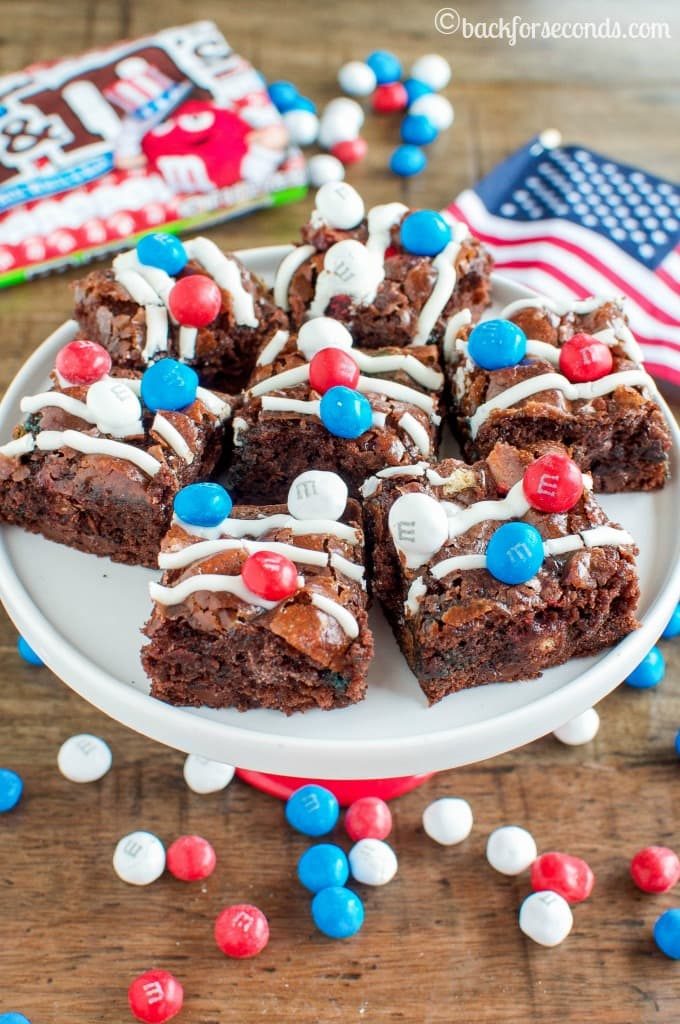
[[1, 1, 679, 1021]]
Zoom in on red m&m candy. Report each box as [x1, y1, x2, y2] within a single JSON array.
[[241, 550, 298, 601], [168, 274, 221, 328], [166, 834, 216, 882], [530, 851, 594, 904], [56, 339, 111, 385], [522, 452, 584, 513], [372, 82, 408, 113], [345, 796, 393, 842], [128, 969, 183, 1024], [331, 138, 368, 165], [310, 348, 360, 393], [558, 333, 613, 383], [630, 846, 680, 893], [214, 903, 270, 958]]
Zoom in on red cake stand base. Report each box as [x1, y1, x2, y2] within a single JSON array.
[[235, 769, 435, 806]]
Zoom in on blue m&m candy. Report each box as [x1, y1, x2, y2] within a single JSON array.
[[0, 1014, 32, 1024], [654, 909, 680, 959], [291, 95, 317, 113], [662, 603, 680, 639], [320, 386, 372, 439], [675, 730, 680, 757], [312, 885, 364, 939], [17, 635, 43, 666], [267, 80, 300, 112], [467, 319, 528, 370], [389, 144, 427, 178], [0, 768, 23, 813], [400, 210, 451, 256], [298, 843, 349, 893], [400, 114, 438, 147], [137, 232, 187, 276], [174, 482, 232, 528], [404, 78, 434, 106], [286, 784, 339, 836], [366, 50, 402, 84], [625, 645, 665, 688], [486, 521, 544, 585], [141, 358, 198, 412]]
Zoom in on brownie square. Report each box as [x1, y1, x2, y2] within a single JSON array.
[[73, 236, 288, 392], [445, 297, 672, 492], [0, 354, 230, 568], [273, 185, 492, 348], [227, 320, 445, 503], [361, 442, 640, 705], [142, 486, 373, 714]]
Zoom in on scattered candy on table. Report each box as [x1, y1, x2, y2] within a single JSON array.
[[530, 852, 594, 903], [409, 54, 452, 91], [137, 232, 187, 276], [625, 646, 665, 688], [16, 635, 44, 667], [337, 60, 377, 97], [298, 843, 350, 893], [57, 734, 112, 783], [372, 82, 408, 114], [183, 754, 235, 794], [630, 846, 680, 894], [267, 80, 301, 113], [127, 969, 184, 1024], [486, 522, 545, 585], [662, 603, 680, 639], [400, 210, 451, 256], [344, 796, 392, 842], [422, 797, 473, 846], [56, 338, 111, 385], [349, 838, 398, 886], [408, 93, 454, 130], [552, 707, 600, 746], [0, 1014, 32, 1024], [113, 830, 166, 886], [675, 730, 680, 758], [174, 482, 232, 528], [486, 825, 538, 875], [287, 469, 349, 522], [167, 274, 221, 328], [283, 108, 320, 147], [166, 835, 217, 882], [311, 885, 365, 939], [365, 50, 402, 85], [307, 154, 345, 187], [285, 784, 340, 836], [0, 768, 23, 813], [140, 358, 198, 413], [400, 113, 438, 146], [389, 144, 427, 177], [519, 890, 574, 947], [324, 97, 365, 128], [653, 909, 680, 960], [331, 137, 368, 165], [467, 319, 527, 370], [403, 78, 433, 106], [214, 904, 270, 958]]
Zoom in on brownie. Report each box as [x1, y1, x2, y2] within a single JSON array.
[[273, 184, 492, 348], [361, 442, 640, 705], [73, 235, 288, 392], [141, 479, 373, 714], [0, 347, 230, 568], [445, 297, 672, 492], [227, 317, 445, 503]]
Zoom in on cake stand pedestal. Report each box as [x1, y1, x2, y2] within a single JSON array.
[[235, 769, 435, 805]]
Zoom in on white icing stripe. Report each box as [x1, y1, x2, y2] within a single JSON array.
[[256, 329, 290, 366], [446, 479, 528, 539], [143, 306, 170, 361], [195, 388, 231, 421], [469, 370, 655, 438], [582, 526, 635, 548], [329, 553, 366, 586], [233, 416, 248, 447], [405, 577, 428, 616], [178, 325, 198, 360], [274, 244, 315, 309], [398, 412, 431, 455], [310, 592, 359, 639], [114, 251, 175, 364], [372, 411, 386, 428], [430, 554, 487, 579], [499, 295, 615, 320], [173, 512, 360, 544], [357, 376, 436, 415], [20, 392, 96, 423], [261, 396, 320, 416], [185, 238, 257, 327], [115, 250, 175, 303], [35, 430, 162, 476], [365, 202, 408, 256], [159, 538, 329, 570], [149, 573, 304, 610], [114, 267, 164, 307], [249, 364, 310, 397], [455, 337, 561, 367], [352, 351, 444, 390], [251, 356, 442, 403], [152, 414, 194, 463], [360, 463, 429, 498], [412, 224, 469, 345], [443, 309, 472, 359], [0, 433, 35, 457]]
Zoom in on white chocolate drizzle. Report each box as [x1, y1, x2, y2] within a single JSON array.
[[35, 430, 162, 476], [21, 392, 96, 424], [443, 309, 472, 360], [365, 202, 408, 256], [310, 592, 359, 638], [274, 244, 316, 309], [0, 433, 36, 457], [172, 512, 360, 544], [149, 572, 304, 610], [412, 223, 470, 345], [151, 414, 194, 463], [256, 329, 290, 367], [398, 413, 431, 455], [357, 376, 437, 416], [184, 237, 257, 327], [178, 326, 198, 361]]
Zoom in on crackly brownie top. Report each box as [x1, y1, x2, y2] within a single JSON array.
[[362, 442, 638, 621], [0, 336, 230, 496], [146, 472, 368, 670], [273, 182, 492, 345]]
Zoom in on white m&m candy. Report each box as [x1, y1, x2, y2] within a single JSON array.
[[315, 182, 365, 230], [323, 98, 365, 129], [349, 839, 398, 886], [307, 154, 345, 188], [410, 54, 452, 91], [553, 707, 600, 746], [338, 60, 377, 97], [422, 797, 473, 845], [113, 830, 165, 886], [86, 377, 142, 436], [409, 94, 454, 131], [297, 317, 354, 360], [58, 734, 112, 783], [288, 471, 348, 521], [388, 493, 449, 567], [283, 109, 320, 147], [519, 890, 574, 947], [486, 825, 537, 875], [183, 754, 235, 794]]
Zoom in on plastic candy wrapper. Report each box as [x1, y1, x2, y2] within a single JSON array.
[[0, 21, 307, 287]]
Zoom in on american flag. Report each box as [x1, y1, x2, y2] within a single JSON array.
[[448, 132, 680, 387]]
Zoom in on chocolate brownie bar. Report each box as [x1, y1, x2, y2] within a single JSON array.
[[142, 472, 373, 713], [361, 442, 639, 704], [73, 233, 288, 392], [273, 183, 492, 348], [445, 296, 671, 491], [227, 316, 445, 503], [0, 335, 230, 567]]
